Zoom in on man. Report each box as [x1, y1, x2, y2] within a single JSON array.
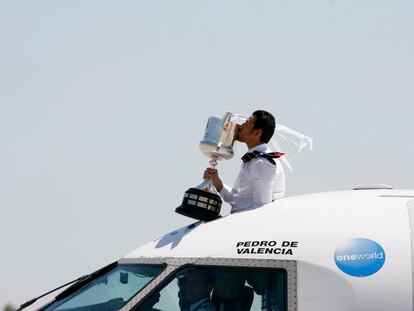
[[203, 110, 285, 213], [178, 270, 216, 311]]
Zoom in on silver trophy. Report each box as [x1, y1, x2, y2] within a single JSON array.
[[176, 112, 247, 221]]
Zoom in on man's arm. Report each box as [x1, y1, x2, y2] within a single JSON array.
[[203, 168, 235, 203], [248, 159, 276, 205]]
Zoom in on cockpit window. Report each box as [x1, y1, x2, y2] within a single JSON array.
[[133, 266, 286, 311], [43, 264, 164, 311]]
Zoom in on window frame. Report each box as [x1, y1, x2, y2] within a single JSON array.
[[118, 257, 297, 311], [39, 263, 166, 311]]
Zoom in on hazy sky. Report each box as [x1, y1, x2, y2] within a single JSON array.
[[1, 0, 413, 308]]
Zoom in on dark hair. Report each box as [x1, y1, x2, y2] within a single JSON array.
[[252, 110, 276, 143]]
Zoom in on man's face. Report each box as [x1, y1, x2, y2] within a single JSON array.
[[178, 272, 213, 305], [236, 115, 261, 143]]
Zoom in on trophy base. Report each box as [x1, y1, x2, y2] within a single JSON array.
[[176, 188, 222, 221]]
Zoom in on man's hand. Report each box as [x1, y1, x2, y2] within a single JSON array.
[[203, 168, 223, 192]]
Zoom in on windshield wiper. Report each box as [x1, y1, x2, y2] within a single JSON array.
[[17, 261, 117, 311], [54, 261, 117, 300], [16, 275, 88, 311]]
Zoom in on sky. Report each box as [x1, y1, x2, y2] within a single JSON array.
[[0, 0, 413, 309]]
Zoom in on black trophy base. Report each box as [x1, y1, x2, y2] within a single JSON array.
[[176, 188, 222, 221]]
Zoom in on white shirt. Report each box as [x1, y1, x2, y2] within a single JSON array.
[[219, 143, 285, 213]]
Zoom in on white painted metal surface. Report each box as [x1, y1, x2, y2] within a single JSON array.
[[123, 189, 414, 311]]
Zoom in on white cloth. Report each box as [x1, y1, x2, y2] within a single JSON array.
[[189, 298, 216, 311], [219, 143, 285, 213], [270, 123, 313, 172]]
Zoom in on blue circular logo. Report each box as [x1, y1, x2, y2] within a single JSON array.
[[334, 238, 386, 277]]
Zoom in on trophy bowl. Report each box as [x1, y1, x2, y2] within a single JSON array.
[[176, 112, 246, 221]]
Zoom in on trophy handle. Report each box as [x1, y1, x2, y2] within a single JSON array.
[[203, 179, 213, 191], [209, 159, 218, 168], [202, 158, 218, 191]]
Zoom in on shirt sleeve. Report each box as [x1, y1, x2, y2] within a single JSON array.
[[248, 158, 277, 206], [218, 183, 235, 204]]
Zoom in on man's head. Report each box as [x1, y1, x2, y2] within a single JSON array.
[[237, 110, 275, 147], [178, 270, 214, 305]]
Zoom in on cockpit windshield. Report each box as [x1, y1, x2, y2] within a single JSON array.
[[42, 264, 164, 311]]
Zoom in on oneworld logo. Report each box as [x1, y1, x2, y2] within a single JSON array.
[[334, 238, 386, 277]]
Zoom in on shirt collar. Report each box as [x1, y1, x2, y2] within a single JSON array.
[[189, 298, 210, 311]]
